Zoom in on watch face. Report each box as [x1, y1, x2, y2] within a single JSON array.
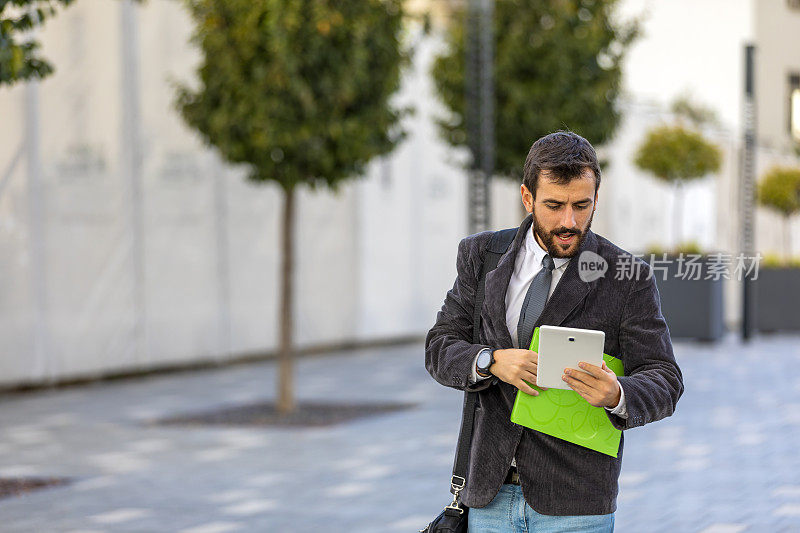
[[477, 350, 492, 370]]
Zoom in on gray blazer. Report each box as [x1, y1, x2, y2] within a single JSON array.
[[425, 214, 684, 516]]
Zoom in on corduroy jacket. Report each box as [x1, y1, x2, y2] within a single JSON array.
[[425, 214, 684, 515]]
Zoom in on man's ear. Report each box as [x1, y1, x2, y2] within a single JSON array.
[[521, 184, 534, 213]]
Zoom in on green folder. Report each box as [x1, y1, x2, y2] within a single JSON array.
[[509, 327, 625, 458]]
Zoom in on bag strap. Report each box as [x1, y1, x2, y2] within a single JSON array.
[[450, 227, 517, 497], [472, 228, 517, 344]]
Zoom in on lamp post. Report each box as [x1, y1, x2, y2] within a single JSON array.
[[465, 0, 494, 234], [741, 44, 756, 341]]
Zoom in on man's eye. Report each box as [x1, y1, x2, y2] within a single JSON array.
[[546, 204, 560, 210], [575, 204, 589, 210]]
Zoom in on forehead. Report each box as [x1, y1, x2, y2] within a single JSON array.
[[536, 169, 596, 200]]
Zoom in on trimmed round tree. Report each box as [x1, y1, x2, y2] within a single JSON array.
[[431, 0, 638, 180], [758, 166, 800, 261], [176, 0, 408, 413], [634, 125, 721, 248]]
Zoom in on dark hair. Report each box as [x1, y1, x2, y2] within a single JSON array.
[[522, 131, 601, 198]]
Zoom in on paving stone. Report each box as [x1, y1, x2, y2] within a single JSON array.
[[0, 335, 798, 531]]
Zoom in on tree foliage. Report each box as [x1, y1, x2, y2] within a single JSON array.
[[670, 95, 719, 128], [634, 125, 721, 183], [0, 0, 74, 86], [758, 166, 800, 217], [431, 0, 638, 179], [175, 0, 409, 192]]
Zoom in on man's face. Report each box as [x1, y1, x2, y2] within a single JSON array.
[[521, 169, 598, 258]]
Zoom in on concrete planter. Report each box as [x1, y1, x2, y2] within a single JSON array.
[[652, 259, 725, 341], [754, 267, 800, 332]]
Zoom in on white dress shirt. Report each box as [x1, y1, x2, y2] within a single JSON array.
[[470, 227, 627, 419]]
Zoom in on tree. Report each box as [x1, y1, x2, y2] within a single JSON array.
[[758, 166, 800, 260], [431, 0, 638, 180], [2, 0, 148, 87], [670, 95, 719, 129], [634, 125, 721, 247], [1, 0, 75, 86], [176, 0, 408, 413]]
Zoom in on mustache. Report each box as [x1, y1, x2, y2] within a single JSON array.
[[552, 228, 580, 237]]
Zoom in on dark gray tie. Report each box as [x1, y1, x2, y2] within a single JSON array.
[[517, 254, 555, 350]]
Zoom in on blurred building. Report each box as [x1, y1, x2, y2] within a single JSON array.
[[0, 0, 799, 387], [599, 0, 800, 326]]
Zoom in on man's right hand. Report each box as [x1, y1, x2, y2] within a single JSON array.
[[489, 349, 547, 396]]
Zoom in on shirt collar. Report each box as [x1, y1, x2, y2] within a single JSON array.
[[526, 227, 570, 270]]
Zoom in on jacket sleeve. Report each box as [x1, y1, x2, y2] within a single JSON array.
[[425, 235, 497, 392], [607, 266, 684, 430]]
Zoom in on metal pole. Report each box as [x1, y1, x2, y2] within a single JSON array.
[[214, 157, 231, 360], [465, 0, 493, 234], [121, 0, 146, 362], [478, 0, 494, 230], [741, 44, 756, 341], [465, 0, 480, 234], [25, 80, 50, 380]]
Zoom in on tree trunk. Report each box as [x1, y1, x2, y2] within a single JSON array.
[[278, 186, 295, 414], [785, 214, 792, 262], [673, 181, 683, 249]]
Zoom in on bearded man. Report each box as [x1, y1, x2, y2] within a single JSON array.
[[425, 131, 683, 532]]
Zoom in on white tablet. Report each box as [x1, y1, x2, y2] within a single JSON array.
[[536, 325, 605, 390]]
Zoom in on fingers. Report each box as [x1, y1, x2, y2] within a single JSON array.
[[576, 361, 606, 379], [522, 371, 547, 391], [518, 350, 539, 371], [510, 349, 538, 364], [563, 373, 590, 394], [516, 379, 540, 396], [506, 350, 539, 374], [522, 361, 539, 374], [563, 367, 597, 388], [563, 375, 598, 405], [493, 350, 550, 394], [563, 367, 618, 408]]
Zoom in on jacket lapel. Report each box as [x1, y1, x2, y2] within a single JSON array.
[[481, 215, 532, 348], [480, 217, 601, 348]]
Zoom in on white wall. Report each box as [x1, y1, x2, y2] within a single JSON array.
[[0, 2, 470, 386], [2, 0, 798, 385]]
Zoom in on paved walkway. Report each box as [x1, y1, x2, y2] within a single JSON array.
[[1, 334, 800, 532]]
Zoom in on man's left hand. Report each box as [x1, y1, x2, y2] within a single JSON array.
[[562, 361, 621, 408]]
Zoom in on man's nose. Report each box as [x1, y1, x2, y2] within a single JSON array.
[[561, 207, 577, 228]]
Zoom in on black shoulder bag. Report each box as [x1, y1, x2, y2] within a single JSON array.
[[421, 228, 517, 533]]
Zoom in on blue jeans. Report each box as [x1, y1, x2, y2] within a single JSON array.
[[467, 484, 614, 533]]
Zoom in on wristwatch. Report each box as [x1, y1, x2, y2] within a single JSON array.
[[475, 348, 495, 378]]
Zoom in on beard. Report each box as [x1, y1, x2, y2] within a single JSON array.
[[532, 209, 594, 258]]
